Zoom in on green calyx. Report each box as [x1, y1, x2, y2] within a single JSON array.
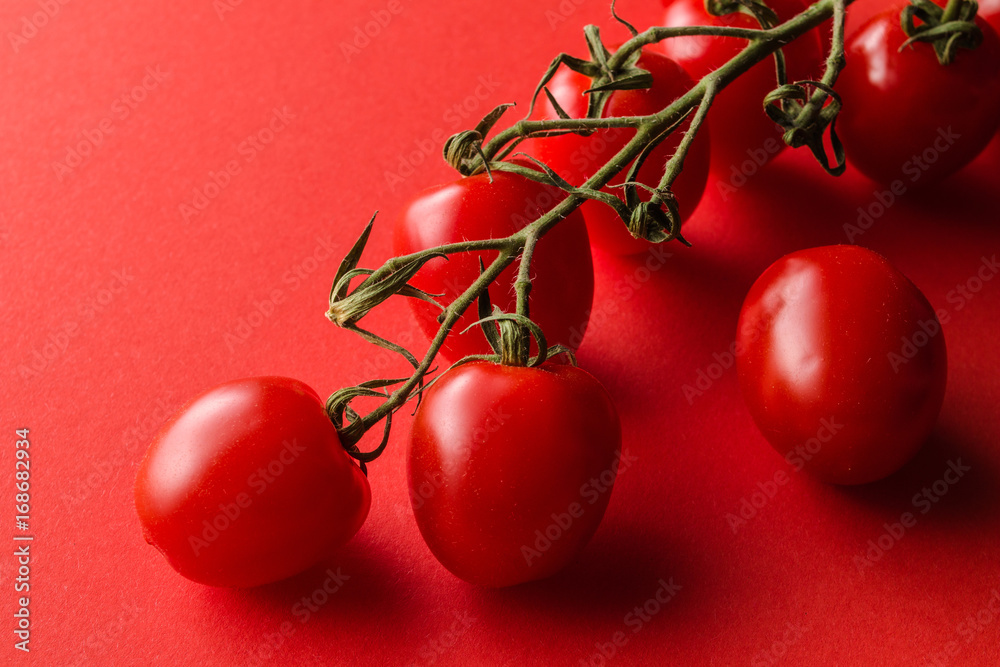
[[901, 0, 983, 66]]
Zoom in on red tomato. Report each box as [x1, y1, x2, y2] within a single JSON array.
[[838, 10, 1000, 185], [736, 246, 947, 485], [134, 377, 371, 587], [843, 0, 907, 38], [980, 0, 1000, 46], [394, 169, 594, 362], [659, 0, 823, 177], [985, 0, 1000, 143], [527, 48, 710, 256], [408, 360, 622, 587]]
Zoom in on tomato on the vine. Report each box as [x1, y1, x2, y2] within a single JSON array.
[[837, 9, 1000, 185], [135, 377, 371, 587], [527, 47, 710, 256], [394, 168, 594, 362], [659, 0, 823, 176], [736, 246, 947, 485], [408, 360, 622, 587]]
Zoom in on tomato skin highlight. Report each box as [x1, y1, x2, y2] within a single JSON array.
[[736, 246, 947, 485], [982, 0, 1000, 36], [838, 11, 1000, 186], [408, 361, 622, 587], [134, 377, 371, 588], [394, 169, 594, 362], [527, 48, 711, 256], [659, 0, 823, 176]]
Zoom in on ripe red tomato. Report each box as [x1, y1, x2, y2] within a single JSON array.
[[736, 246, 947, 485], [659, 0, 823, 177], [983, 0, 1000, 34], [134, 377, 371, 587], [394, 169, 594, 362], [408, 360, 622, 587], [838, 10, 1000, 185], [527, 48, 710, 256]]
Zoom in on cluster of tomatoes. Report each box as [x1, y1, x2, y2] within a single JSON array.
[[135, 0, 1000, 589]]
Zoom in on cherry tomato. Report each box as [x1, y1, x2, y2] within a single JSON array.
[[838, 10, 1000, 185], [394, 169, 594, 362], [135, 377, 371, 587], [984, 0, 1000, 144], [527, 48, 710, 256], [983, 0, 1000, 34], [659, 0, 823, 177], [843, 0, 906, 38], [408, 360, 622, 587], [736, 246, 947, 485]]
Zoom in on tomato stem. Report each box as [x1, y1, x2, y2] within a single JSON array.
[[326, 0, 857, 455], [657, 80, 717, 199], [514, 233, 538, 362], [899, 0, 983, 65], [942, 0, 964, 23]]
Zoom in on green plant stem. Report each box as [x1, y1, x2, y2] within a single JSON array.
[[515, 233, 538, 320], [657, 80, 717, 194], [380, 238, 511, 273], [513, 233, 539, 363], [793, 0, 847, 126], [941, 0, 963, 24], [331, 0, 855, 449], [340, 247, 519, 446]]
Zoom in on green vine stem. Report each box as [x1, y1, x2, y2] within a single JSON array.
[[326, 0, 854, 458], [762, 0, 848, 173]]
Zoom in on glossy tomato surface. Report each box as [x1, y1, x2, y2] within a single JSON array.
[[134, 377, 371, 587], [983, 0, 1000, 34], [838, 11, 1000, 185], [394, 169, 594, 362], [408, 360, 622, 587], [660, 0, 823, 176], [736, 246, 947, 485], [528, 48, 710, 255]]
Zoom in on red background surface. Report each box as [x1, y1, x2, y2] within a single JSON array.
[[2, 0, 999, 664]]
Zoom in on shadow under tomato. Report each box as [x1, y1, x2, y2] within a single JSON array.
[[900, 165, 1000, 227], [724, 157, 864, 254], [831, 426, 1000, 526], [197, 531, 406, 618], [463, 517, 703, 626], [579, 241, 750, 407]]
